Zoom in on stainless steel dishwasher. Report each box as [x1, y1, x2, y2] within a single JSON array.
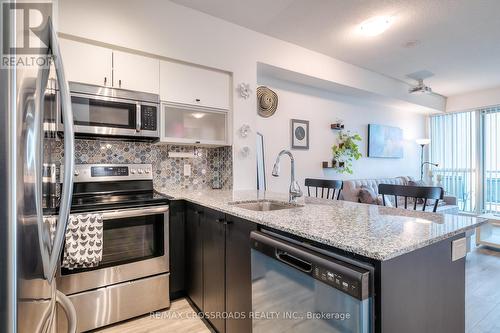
[[251, 231, 373, 333]]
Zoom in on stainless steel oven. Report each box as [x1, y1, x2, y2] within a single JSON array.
[[57, 205, 169, 295], [49, 82, 160, 140], [55, 164, 170, 332]]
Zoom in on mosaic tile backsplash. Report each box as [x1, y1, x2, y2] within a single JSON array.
[[51, 139, 233, 191]]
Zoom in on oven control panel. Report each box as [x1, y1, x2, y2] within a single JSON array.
[[91, 166, 129, 177], [68, 164, 153, 183]]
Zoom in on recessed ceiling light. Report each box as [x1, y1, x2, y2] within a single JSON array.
[[359, 16, 393, 37]]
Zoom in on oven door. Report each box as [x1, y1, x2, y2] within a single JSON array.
[[57, 205, 169, 295], [68, 92, 141, 137]]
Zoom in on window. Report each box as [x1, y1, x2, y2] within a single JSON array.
[[430, 111, 477, 212], [430, 107, 500, 213], [483, 107, 500, 213]]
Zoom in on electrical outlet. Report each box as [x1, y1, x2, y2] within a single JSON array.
[[183, 164, 191, 177]]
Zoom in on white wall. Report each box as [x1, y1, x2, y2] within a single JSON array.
[[258, 78, 425, 192], [58, 0, 430, 189], [446, 86, 500, 112]]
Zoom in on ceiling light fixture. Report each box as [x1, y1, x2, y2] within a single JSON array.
[[359, 16, 393, 36]]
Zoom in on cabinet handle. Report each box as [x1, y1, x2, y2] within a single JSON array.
[[216, 218, 225, 223], [119, 79, 122, 88], [195, 98, 201, 103], [104, 77, 107, 86], [223, 220, 233, 225]]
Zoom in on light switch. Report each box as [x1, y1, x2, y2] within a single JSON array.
[[183, 164, 191, 177]]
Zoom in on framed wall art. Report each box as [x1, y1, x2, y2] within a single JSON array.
[[291, 119, 309, 150], [367, 124, 404, 158]]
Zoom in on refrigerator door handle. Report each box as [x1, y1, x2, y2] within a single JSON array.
[[46, 19, 75, 284], [56, 289, 77, 332], [34, 55, 52, 282]]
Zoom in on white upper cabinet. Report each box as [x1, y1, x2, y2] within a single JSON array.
[[113, 51, 160, 94], [161, 103, 228, 145], [60, 38, 112, 87], [160, 60, 230, 110]]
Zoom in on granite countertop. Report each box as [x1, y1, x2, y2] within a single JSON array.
[[158, 188, 486, 261]]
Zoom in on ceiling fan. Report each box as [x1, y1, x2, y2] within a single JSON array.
[[409, 78, 433, 94]]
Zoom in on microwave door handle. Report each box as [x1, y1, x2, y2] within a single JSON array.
[[46, 19, 75, 284], [136, 103, 141, 132]]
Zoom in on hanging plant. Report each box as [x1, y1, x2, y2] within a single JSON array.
[[331, 131, 362, 174]]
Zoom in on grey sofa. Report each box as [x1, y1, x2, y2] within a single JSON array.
[[341, 176, 459, 214]]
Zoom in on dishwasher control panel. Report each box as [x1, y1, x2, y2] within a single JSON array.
[[313, 265, 364, 299]]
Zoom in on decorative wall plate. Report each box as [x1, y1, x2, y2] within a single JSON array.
[[257, 86, 278, 118], [238, 83, 251, 99]]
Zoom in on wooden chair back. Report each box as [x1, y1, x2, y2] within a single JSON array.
[[304, 178, 343, 200], [378, 184, 444, 212]]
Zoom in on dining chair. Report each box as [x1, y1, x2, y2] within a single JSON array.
[[304, 178, 343, 200], [378, 184, 444, 212]]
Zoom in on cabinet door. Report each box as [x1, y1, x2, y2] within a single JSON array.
[[225, 216, 257, 333], [185, 203, 204, 309], [161, 104, 227, 145], [113, 51, 160, 94], [202, 208, 226, 333], [169, 200, 185, 299], [160, 60, 230, 110], [59, 38, 112, 87]]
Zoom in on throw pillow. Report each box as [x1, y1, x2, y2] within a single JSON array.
[[358, 186, 378, 204], [408, 180, 427, 204], [377, 194, 393, 207], [397, 196, 417, 208], [408, 180, 426, 186]]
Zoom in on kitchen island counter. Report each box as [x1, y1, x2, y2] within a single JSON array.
[[158, 189, 484, 261]]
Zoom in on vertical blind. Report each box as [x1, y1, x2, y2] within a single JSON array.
[[482, 107, 500, 213], [430, 111, 477, 212], [430, 107, 500, 213]]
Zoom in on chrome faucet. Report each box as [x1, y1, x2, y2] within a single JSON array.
[[272, 150, 303, 203]]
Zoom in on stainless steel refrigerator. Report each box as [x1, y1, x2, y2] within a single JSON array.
[[1, 1, 77, 331]]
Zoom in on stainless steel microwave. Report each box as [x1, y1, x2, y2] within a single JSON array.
[[46, 82, 160, 140]]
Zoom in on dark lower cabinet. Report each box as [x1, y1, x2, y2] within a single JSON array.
[[182, 201, 467, 333], [184, 205, 257, 333], [169, 200, 185, 299], [185, 203, 204, 309], [201, 208, 226, 333], [225, 215, 257, 333]]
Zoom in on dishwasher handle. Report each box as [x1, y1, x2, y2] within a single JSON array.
[[276, 249, 312, 273]]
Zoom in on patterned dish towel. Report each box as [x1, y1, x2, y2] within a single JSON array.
[[62, 213, 103, 270]]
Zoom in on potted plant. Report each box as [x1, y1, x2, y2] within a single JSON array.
[[331, 131, 362, 174]]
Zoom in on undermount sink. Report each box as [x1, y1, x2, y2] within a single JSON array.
[[228, 200, 303, 211]]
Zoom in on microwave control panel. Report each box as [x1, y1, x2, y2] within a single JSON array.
[[141, 105, 157, 131]]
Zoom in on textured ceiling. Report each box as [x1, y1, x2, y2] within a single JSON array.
[[171, 0, 500, 96]]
